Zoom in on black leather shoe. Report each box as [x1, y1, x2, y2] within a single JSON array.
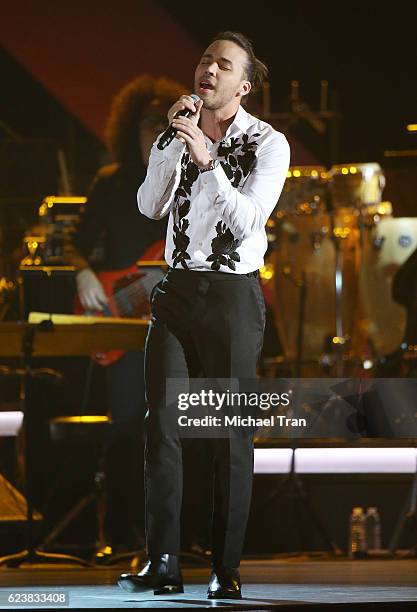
[[207, 567, 241, 599], [118, 554, 183, 595]]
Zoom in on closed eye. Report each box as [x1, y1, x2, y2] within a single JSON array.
[[200, 60, 230, 70]]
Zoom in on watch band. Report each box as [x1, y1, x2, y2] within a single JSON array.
[[199, 159, 218, 173]]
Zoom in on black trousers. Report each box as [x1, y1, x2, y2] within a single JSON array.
[[144, 268, 265, 568]]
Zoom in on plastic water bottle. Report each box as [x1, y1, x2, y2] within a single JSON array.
[[365, 507, 381, 553], [349, 507, 367, 558]]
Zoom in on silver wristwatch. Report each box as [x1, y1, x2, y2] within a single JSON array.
[[199, 159, 218, 173]]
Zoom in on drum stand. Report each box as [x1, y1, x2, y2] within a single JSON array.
[[388, 455, 417, 558], [330, 209, 350, 377], [258, 442, 342, 556], [387, 365, 417, 561], [295, 272, 307, 378], [281, 268, 307, 377]]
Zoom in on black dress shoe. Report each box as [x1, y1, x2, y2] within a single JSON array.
[[118, 554, 183, 595], [207, 566, 241, 599]]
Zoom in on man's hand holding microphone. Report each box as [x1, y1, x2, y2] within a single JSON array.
[[159, 94, 213, 169]]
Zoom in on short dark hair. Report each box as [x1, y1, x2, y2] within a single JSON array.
[[211, 31, 268, 94]]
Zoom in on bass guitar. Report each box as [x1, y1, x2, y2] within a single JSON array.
[[74, 241, 166, 366]]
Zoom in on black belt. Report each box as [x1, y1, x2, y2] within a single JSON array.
[[168, 267, 259, 279]]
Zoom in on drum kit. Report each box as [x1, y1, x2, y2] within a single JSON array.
[[262, 162, 417, 376]]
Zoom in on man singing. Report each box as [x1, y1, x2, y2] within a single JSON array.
[[118, 31, 290, 599]]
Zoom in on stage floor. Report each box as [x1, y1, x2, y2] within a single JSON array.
[[1, 556, 417, 610]]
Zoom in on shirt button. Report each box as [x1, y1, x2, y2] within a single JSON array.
[[198, 242, 203, 246]]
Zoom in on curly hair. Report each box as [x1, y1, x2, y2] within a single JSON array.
[[105, 74, 185, 165]]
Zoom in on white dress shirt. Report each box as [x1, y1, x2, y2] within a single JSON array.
[[137, 105, 290, 274]]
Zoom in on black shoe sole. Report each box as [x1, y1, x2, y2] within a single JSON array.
[[118, 577, 148, 593], [154, 585, 184, 595], [207, 590, 242, 599], [118, 577, 184, 595]]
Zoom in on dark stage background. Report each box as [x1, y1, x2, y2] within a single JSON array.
[[0, 1, 416, 560]]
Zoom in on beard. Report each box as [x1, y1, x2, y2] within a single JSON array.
[[200, 97, 221, 111], [201, 90, 238, 112], [195, 79, 241, 111]]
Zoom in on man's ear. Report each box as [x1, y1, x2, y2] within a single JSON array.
[[239, 80, 252, 97]]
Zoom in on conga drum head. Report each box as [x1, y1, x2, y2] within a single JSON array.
[[329, 162, 385, 209], [359, 217, 417, 355], [275, 166, 329, 217]]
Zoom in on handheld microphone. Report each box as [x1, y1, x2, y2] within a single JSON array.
[[157, 94, 201, 150]]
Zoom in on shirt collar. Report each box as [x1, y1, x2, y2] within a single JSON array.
[[203, 105, 254, 147], [224, 105, 252, 139]]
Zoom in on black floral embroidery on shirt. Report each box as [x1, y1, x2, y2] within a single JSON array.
[[206, 221, 241, 271], [205, 132, 260, 270], [172, 152, 199, 268], [217, 132, 260, 188]]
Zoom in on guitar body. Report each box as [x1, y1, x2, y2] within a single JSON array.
[[74, 241, 165, 366]]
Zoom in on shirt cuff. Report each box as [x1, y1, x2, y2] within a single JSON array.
[[165, 137, 185, 158], [154, 136, 185, 162]]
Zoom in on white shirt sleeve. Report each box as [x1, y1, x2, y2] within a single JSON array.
[[202, 131, 290, 240], [137, 137, 185, 220]]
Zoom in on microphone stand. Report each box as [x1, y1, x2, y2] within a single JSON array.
[[282, 268, 307, 377]]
